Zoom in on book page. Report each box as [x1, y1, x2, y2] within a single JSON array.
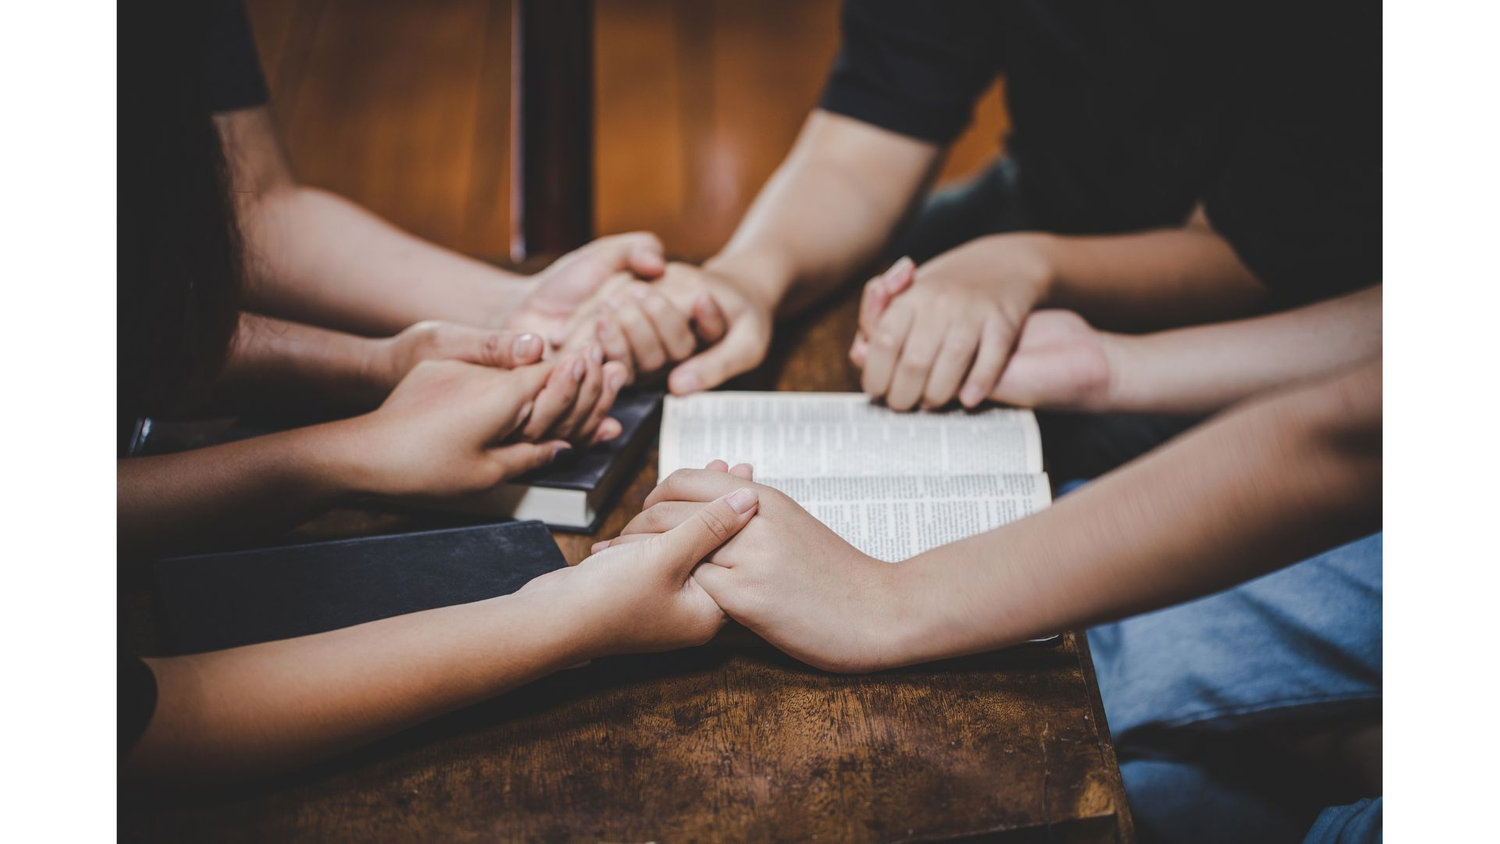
[[759, 473, 1052, 562], [659, 392, 1043, 478]]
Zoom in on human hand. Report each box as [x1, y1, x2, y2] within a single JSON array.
[[557, 270, 728, 382], [988, 310, 1118, 411], [338, 355, 621, 498], [648, 262, 774, 394], [503, 232, 667, 345], [851, 233, 1055, 411], [599, 466, 902, 673], [363, 320, 548, 399], [517, 485, 760, 656]]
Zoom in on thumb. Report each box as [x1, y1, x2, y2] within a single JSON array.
[[650, 487, 759, 580], [668, 322, 764, 394], [447, 327, 545, 369], [858, 256, 915, 339], [478, 361, 556, 438], [488, 439, 567, 478], [627, 233, 666, 279]]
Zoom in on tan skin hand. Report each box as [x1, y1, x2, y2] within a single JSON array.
[[520, 485, 762, 654], [503, 232, 668, 345], [654, 262, 772, 395], [987, 310, 1117, 411], [852, 233, 1055, 411], [598, 466, 897, 673], [339, 359, 593, 498], [366, 320, 549, 395]]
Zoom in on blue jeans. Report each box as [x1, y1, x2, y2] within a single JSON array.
[[1087, 534, 1383, 843]]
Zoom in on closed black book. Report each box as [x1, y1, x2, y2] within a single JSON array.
[[436, 389, 662, 532], [154, 521, 566, 655]]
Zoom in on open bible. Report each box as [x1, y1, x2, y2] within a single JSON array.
[[658, 392, 1051, 562]]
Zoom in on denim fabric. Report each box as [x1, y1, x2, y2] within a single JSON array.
[[1086, 534, 1383, 843]]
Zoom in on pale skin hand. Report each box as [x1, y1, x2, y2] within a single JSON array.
[[609, 359, 1380, 673], [124, 487, 759, 784]]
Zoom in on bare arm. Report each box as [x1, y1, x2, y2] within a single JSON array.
[[618, 358, 1381, 672], [216, 108, 530, 335], [119, 361, 588, 552], [900, 358, 1382, 663], [124, 489, 760, 783], [655, 111, 941, 392], [988, 285, 1383, 415]]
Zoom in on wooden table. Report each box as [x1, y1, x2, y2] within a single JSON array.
[[120, 291, 1133, 842]]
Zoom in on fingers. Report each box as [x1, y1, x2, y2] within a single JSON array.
[[579, 361, 630, 445], [549, 345, 605, 442], [611, 298, 668, 374], [620, 231, 666, 278], [521, 355, 586, 440], [433, 325, 545, 369], [646, 467, 761, 508], [730, 462, 754, 480], [921, 317, 981, 409], [594, 315, 635, 379], [860, 301, 914, 401], [857, 256, 915, 340], [647, 487, 759, 580], [488, 439, 567, 479], [630, 284, 697, 361], [691, 293, 729, 346], [959, 315, 1013, 409], [668, 320, 764, 395], [619, 500, 703, 538]]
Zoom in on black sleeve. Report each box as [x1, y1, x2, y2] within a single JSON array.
[[1202, 1, 1380, 302], [817, 0, 1003, 144], [203, 0, 270, 112], [119, 653, 159, 757]]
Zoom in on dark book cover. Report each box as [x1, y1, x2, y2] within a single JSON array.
[[153, 521, 566, 655], [517, 388, 662, 492]]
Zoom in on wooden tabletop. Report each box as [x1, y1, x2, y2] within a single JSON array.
[[120, 291, 1133, 842]]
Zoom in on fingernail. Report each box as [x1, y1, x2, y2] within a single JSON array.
[[891, 255, 915, 276], [588, 344, 603, 365], [518, 401, 533, 419], [599, 418, 623, 440], [590, 541, 608, 553], [513, 333, 542, 360], [726, 487, 758, 514], [569, 359, 585, 380], [608, 370, 627, 393], [674, 371, 700, 393], [960, 385, 984, 406], [552, 441, 573, 457]]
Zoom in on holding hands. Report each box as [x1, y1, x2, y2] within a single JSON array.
[[851, 233, 1055, 410], [340, 352, 627, 500], [596, 465, 901, 673]]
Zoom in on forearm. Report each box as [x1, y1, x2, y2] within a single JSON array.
[[241, 186, 529, 334], [1038, 222, 1269, 329], [215, 313, 386, 415], [116, 422, 361, 551], [126, 589, 590, 783], [216, 108, 529, 335], [896, 359, 1381, 664], [1104, 286, 1382, 414], [707, 110, 939, 314]]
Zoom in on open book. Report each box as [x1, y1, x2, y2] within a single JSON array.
[[658, 392, 1051, 562]]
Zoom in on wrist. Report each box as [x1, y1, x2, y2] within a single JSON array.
[[352, 336, 401, 404], [989, 231, 1061, 307], [703, 251, 790, 316], [1096, 332, 1149, 413]]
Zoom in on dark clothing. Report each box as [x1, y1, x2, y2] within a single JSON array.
[[120, 653, 158, 756], [820, 0, 1380, 303], [205, 0, 269, 112]]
